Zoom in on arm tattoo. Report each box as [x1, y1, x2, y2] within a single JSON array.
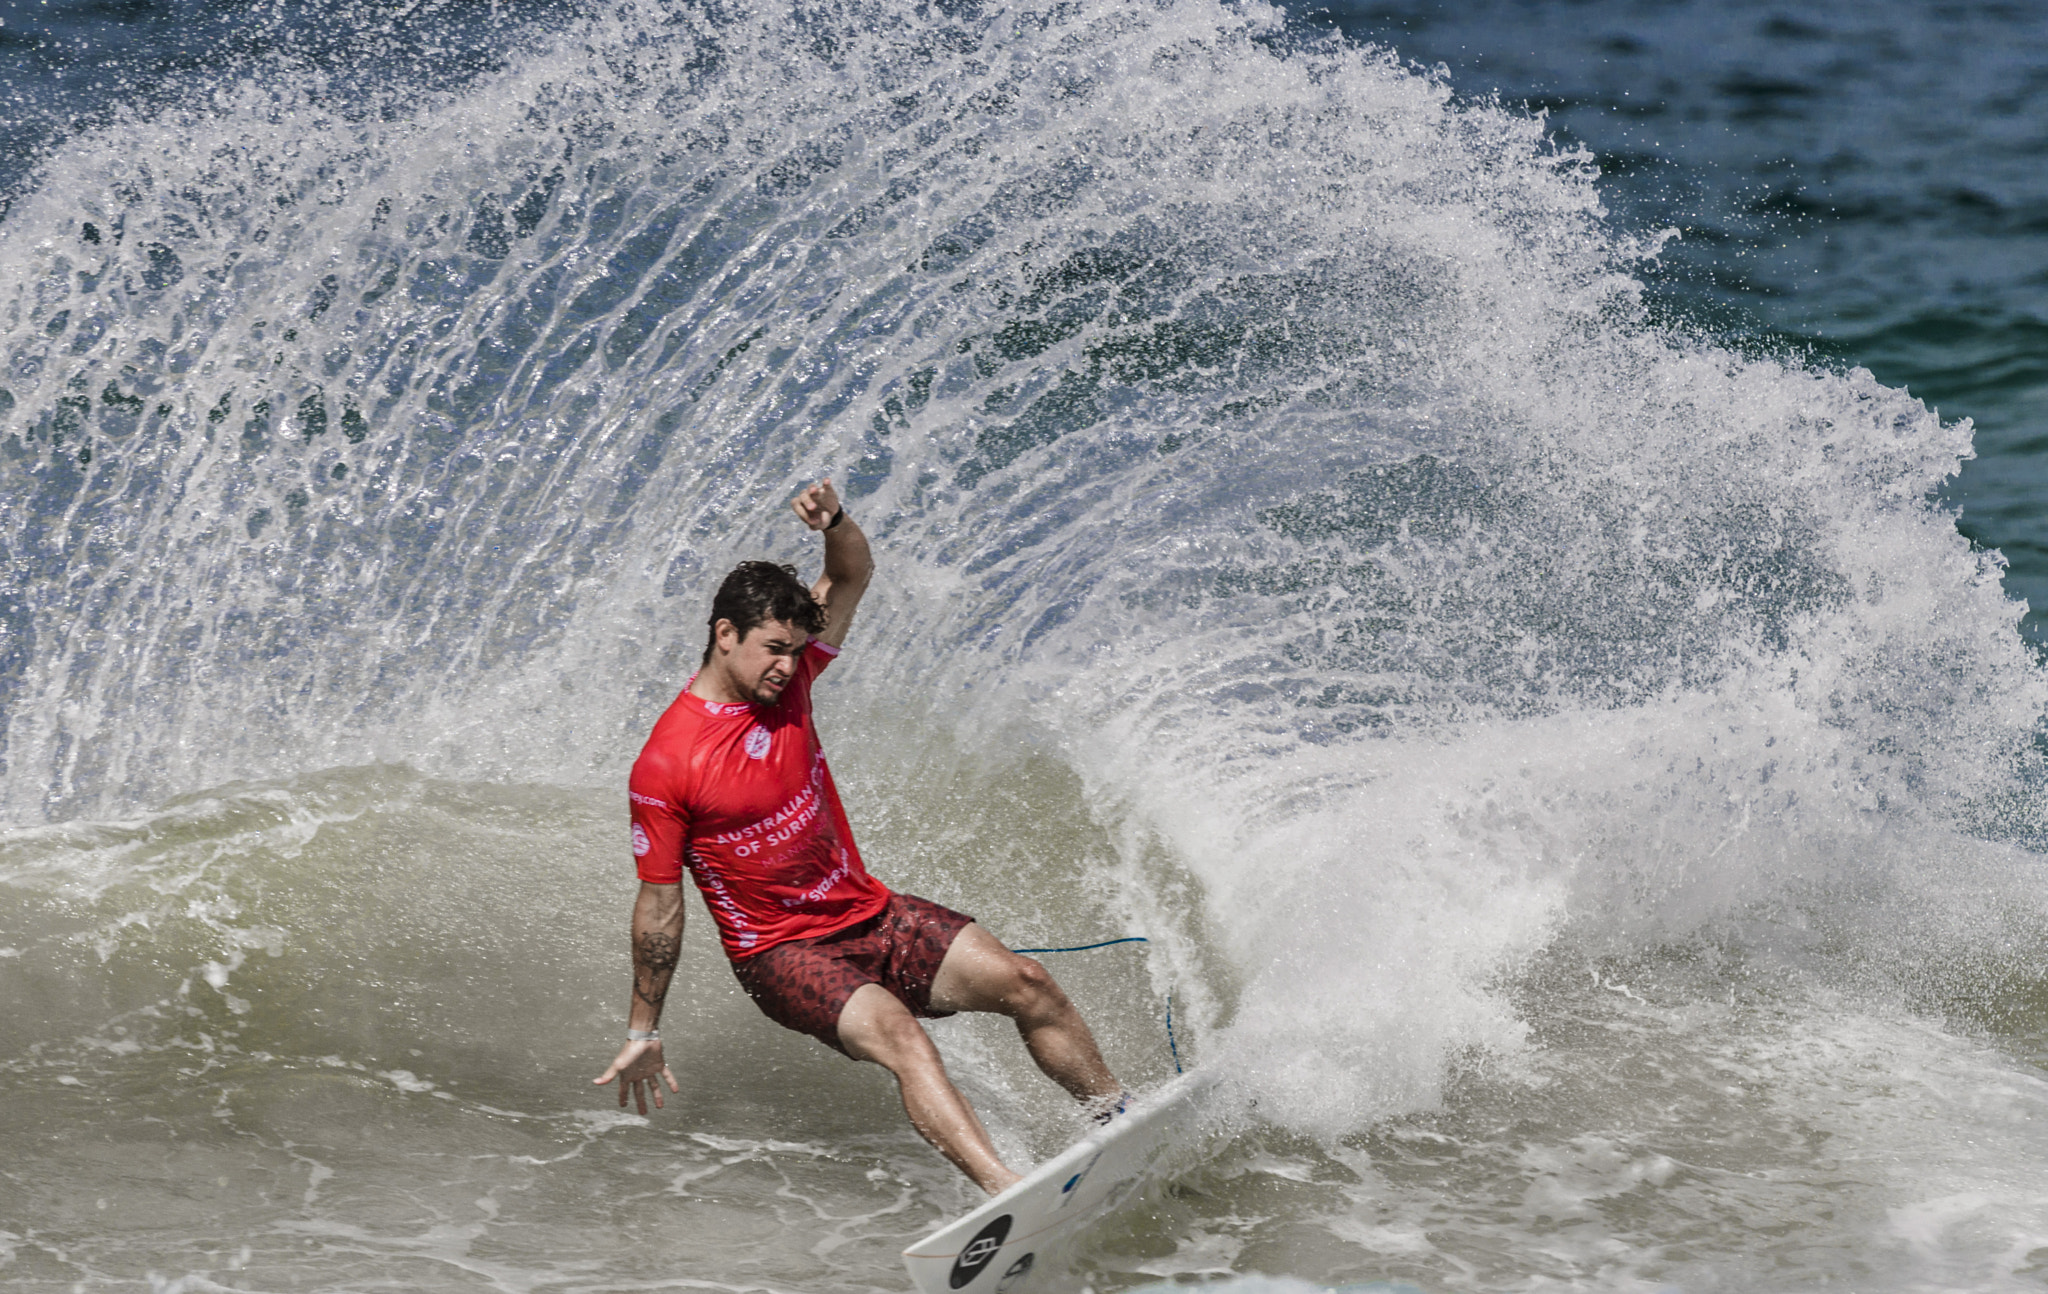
[[634, 931, 681, 1012]]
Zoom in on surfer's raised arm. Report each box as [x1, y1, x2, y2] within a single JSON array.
[[789, 478, 872, 648]]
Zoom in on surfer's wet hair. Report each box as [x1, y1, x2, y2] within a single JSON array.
[[704, 560, 828, 664]]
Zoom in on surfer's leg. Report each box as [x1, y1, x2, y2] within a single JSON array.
[[838, 982, 1022, 1195], [929, 924, 1121, 1104]]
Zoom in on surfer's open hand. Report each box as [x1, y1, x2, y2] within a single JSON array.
[[593, 1039, 678, 1115], [790, 478, 842, 531]]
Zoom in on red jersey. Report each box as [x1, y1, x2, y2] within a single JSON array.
[[628, 639, 890, 960]]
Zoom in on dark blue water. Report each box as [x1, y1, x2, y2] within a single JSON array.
[[1310, 0, 2048, 636]]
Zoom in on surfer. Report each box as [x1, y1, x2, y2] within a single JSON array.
[[593, 479, 1124, 1194]]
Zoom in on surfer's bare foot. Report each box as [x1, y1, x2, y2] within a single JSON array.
[[983, 1166, 1023, 1195], [1086, 1090, 1132, 1125]]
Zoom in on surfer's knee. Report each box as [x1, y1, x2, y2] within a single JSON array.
[[845, 998, 939, 1072], [1011, 954, 1055, 993], [1001, 954, 1070, 1018]]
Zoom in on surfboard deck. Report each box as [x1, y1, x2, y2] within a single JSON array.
[[901, 1071, 1220, 1294]]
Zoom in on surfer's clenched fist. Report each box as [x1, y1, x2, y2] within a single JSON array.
[[604, 478, 1121, 1193], [789, 476, 843, 532]]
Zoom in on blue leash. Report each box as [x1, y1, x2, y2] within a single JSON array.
[[1009, 936, 1182, 1074], [1010, 936, 1151, 954]]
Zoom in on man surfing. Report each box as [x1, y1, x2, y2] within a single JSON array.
[[592, 479, 1124, 1194]]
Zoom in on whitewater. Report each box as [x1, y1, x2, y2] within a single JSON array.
[[7, 1, 2048, 1289]]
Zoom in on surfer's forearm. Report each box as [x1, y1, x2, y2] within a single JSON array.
[[628, 882, 686, 1032], [596, 887, 683, 1110], [820, 509, 872, 587], [818, 511, 873, 608], [811, 510, 872, 646]]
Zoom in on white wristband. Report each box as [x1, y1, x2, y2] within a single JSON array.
[[627, 1029, 660, 1042]]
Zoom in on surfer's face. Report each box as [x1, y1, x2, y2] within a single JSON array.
[[716, 617, 808, 705]]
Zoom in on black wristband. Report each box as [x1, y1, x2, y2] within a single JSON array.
[[826, 506, 846, 530]]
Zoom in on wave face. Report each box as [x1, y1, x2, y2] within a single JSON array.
[[5, 0, 2048, 1195]]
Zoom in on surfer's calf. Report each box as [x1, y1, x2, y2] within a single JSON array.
[[840, 922, 1121, 1193]]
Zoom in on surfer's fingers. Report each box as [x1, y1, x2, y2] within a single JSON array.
[[790, 482, 825, 524], [662, 1067, 679, 1092]]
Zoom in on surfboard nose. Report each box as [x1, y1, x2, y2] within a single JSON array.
[[901, 1072, 1220, 1293]]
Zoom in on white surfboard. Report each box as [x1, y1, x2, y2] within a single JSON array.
[[901, 1071, 1221, 1294]]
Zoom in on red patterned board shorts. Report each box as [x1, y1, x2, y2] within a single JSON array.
[[729, 892, 973, 1055]]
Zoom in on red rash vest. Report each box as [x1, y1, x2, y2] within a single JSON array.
[[628, 639, 890, 960]]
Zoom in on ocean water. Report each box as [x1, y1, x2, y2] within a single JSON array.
[[1314, 0, 2048, 640], [4, 1, 2048, 1291]]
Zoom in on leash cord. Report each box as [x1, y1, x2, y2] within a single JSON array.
[[1165, 988, 1182, 1074], [1009, 936, 1151, 954], [1008, 935, 1182, 1075]]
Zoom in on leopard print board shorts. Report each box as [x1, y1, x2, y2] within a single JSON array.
[[728, 892, 974, 1054]]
